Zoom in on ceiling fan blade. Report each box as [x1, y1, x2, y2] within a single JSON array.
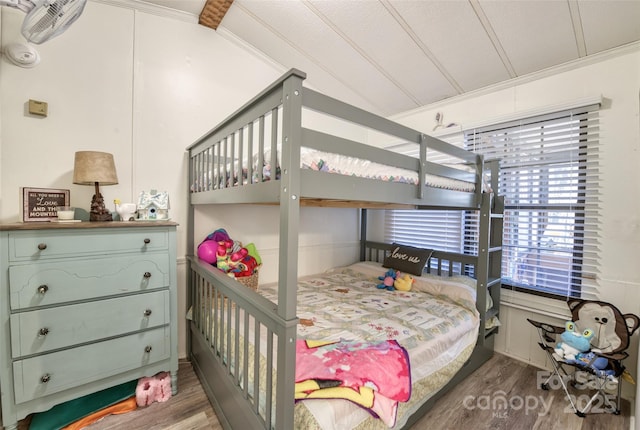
[[0, 0, 35, 13], [29, 0, 65, 33], [21, 0, 86, 44]]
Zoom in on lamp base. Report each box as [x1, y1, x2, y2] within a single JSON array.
[[90, 192, 113, 222]]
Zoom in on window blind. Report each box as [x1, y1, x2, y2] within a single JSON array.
[[466, 105, 600, 299], [385, 104, 600, 300], [385, 132, 467, 270]]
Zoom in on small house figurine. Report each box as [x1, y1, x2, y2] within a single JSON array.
[[137, 190, 170, 220]]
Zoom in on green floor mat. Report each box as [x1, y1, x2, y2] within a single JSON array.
[[29, 380, 137, 430]]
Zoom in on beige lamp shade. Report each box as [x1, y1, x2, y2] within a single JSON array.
[[73, 151, 118, 185]]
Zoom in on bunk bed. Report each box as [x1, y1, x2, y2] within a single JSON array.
[[186, 69, 504, 429]]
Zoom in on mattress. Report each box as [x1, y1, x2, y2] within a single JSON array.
[[257, 261, 480, 429], [298, 148, 480, 192], [192, 147, 484, 193]]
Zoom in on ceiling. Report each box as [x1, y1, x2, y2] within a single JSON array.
[[135, 0, 640, 117]]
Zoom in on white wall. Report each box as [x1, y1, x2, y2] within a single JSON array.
[[385, 46, 640, 404], [1, 2, 280, 239], [193, 205, 360, 285], [0, 1, 361, 363]]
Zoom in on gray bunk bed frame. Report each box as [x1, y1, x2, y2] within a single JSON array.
[[186, 69, 503, 430]]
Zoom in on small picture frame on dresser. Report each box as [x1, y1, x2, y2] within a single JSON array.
[[21, 187, 70, 222]]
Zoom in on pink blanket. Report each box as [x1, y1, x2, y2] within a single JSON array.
[[295, 339, 411, 427]]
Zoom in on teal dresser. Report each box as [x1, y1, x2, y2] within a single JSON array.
[[0, 222, 179, 430]]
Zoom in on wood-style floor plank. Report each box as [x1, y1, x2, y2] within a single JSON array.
[[83, 361, 222, 430], [18, 353, 630, 430], [412, 353, 630, 430]]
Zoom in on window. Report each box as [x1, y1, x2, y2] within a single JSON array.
[[386, 105, 600, 300], [385, 134, 469, 274]]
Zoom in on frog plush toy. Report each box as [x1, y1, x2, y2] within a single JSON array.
[[555, 321, 594, 361]]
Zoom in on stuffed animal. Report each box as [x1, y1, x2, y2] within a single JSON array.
[[199, 230, 262, 277], [555, 321, 594, 361], [135, 372, 172, 407], [245, 242, 262, 266], [230, 247, 248, 267], [566, 351, 615, 377], [216, 239, 234, 272], [231, 254, 259, 277], [394, 273, 414, 292], [568, 299, 640, 355], [377, 269, 397, 291]]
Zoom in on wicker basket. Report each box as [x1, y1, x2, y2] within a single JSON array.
[[219, 270, 259, 309], [235, 270, 259, 291]]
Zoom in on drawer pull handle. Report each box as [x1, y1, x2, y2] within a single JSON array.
[[38, 327, 50, 336], [143, 272, 152, 279], [143, 309, 152, 317], [144, 346, 152, 353], [144, 238, 151, 244], [37, 285, 49, 294], [41, 374, 51, 384], [37, 243, 47, 250]]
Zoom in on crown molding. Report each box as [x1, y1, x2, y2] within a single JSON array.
[[392, 41, 640, 122], [90, 0, 199, 23]]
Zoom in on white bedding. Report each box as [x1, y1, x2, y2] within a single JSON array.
[[298, 148, 481, 192], [192, 147, 485, 193], [257, 261, 480, 429]]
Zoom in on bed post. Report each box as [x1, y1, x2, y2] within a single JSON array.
[[486, 159, 500, 198], [278, 69, 306, 320], [186, 151, 195, 357], [276, 69, 306, 430], [418, 134, 427, 200], [474, 153, 485, 207], [360, 208, 368, 261]]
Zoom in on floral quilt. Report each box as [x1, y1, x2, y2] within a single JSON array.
[[258, 261, 480, 429]]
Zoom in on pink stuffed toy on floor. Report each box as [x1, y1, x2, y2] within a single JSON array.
[[135, 372, 172, 407]]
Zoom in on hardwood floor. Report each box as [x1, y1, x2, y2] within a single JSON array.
[[17, 361, 222, 430], [412, 353, 630, 430], [84, 361, 222, 430], [18, 353, 630, 429]]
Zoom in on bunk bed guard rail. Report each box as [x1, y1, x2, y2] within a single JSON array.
[[187, 68, 486, 209]]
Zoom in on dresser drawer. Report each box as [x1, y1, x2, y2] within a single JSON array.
[[12, 326, 170, 404], [8, 228, 169, 262], [10, 290, 170, 358], [9, 253, 170, 310]]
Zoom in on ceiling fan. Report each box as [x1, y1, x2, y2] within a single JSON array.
[[0, 0, 87, 44]]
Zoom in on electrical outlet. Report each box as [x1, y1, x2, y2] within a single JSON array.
[[28, 99, 48, 117]]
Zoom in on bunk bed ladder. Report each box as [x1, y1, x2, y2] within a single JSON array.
[[476, 189, 504, 352]]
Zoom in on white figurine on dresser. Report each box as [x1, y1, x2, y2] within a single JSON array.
[[0, 221, 179, 430]]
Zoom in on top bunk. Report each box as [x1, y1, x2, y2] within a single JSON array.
[[187, 69, 496, 210]]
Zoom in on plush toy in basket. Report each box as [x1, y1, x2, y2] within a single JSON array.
[[197, 228, 261, 290]]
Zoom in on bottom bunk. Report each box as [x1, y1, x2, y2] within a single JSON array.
[[186, 242, 497, 429]]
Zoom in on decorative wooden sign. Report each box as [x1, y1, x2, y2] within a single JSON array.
[[22, 187, 70, 222]]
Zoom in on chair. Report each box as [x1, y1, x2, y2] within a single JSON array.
[[528, 299, 640, 417]]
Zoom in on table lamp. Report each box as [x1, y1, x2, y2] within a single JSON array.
[[73, 151, 118, 221]]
